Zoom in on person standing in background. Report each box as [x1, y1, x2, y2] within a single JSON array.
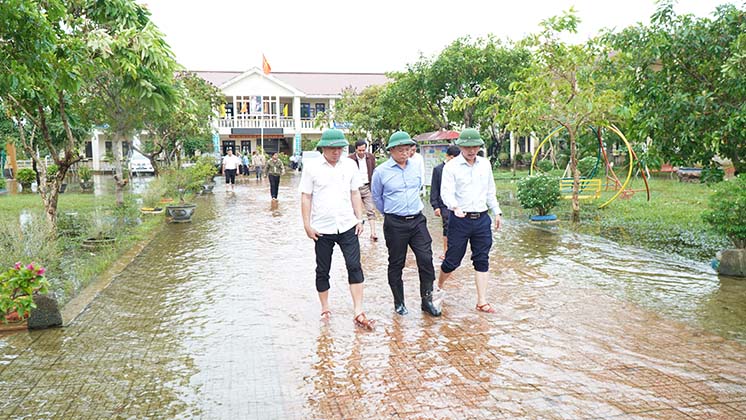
[[221, 148, 241, 193], [348, 140, 379, 241], [430, 145, 461, 260], [265, 152, 285, 204], [408, 144, 426, 196], [252, 150, 266, 181]]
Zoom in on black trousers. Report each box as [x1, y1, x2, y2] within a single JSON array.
[[314, 226, 364, 292], [383, 213, 435, 298], [224, 169, 237, 184], [268, 174, 280, 198]]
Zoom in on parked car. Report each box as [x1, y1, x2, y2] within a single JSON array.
[[129, 151, 154, 174]]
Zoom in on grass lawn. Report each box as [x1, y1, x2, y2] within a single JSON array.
[[0, 191, 161, 307], [492, 169, 730, 262]]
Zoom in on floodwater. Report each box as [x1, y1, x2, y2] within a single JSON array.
[[1, 173, 745, 419]]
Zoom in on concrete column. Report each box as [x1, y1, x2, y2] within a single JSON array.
[[509, 131, 516, 161], [91, 131, 100, 171]]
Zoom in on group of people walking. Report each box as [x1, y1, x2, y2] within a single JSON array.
[[220, 149, 285, 202], [300, 128, 502, 331]]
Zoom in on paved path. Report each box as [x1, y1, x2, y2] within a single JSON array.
[[1, 174, 745, 419]]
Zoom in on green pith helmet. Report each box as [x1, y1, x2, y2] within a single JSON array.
[[386, 131, 416, 150], [456, 128, 484, 147], [316, 129, 349, 148]]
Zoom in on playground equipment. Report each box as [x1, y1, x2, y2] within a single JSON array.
[[530, 124, 650, 209]]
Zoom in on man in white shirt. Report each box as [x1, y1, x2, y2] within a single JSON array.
[[221, 148, 242, 192], [435, 129, 502, 314], [348, 140, 379, 241], [299, 129, 375, 331]]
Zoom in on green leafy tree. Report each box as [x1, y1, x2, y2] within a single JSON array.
[[140, 72, 223, 175], [605, 1, 746, 174], [81, 1, 180, 205], [508, 10, 623, 222], [517, 174, 561, 216], [0, 0, 91, 227], [334, 85, 395, 149]]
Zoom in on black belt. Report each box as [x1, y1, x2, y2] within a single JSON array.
[[465, 211, 488, 219], [385, 212, 421, 221]]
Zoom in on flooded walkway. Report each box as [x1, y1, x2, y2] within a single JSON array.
[[1, 173, 745, 419]]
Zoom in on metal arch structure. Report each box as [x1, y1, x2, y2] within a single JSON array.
[[529, 124, 648, 209]]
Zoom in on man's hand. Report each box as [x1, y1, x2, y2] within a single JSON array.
[[304, 225, 321, 241], [355, 221, 364, 235], [494, 215, 502, 230], [434, 208, 441, 217], [453, 208, 466, 218]]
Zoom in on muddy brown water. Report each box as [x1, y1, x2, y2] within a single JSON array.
[[1, 173, 745, 418]]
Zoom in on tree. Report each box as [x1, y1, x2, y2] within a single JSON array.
[[0, 0, 91, 228], [605, 1, 746, 174], [82, 0, 180, 205], [508, 10, 623, 222], [140, 72, 223, 175], [334, 85, 396, 148]]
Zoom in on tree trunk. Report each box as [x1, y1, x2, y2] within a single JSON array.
[[112, 134, 127, 206], [569, 128, 580, 223]]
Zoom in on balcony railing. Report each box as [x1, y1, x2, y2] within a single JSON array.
[[216, 117, 350, 131]]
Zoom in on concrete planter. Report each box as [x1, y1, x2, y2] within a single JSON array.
[[82, 236, 117, 251], [165, 203, 197, 223], [530, 214, 558, 223], [717, 249, 746, 277]]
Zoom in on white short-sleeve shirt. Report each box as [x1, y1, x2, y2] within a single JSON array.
[[299, 157, 362, 234]]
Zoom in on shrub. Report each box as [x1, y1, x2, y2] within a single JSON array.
[[537, 159, 554, 173], [702, 174, 746, 248], [556, 154, 569, 170], [78, 166, 92, 182], [0, 262, 50, 322], [517, 174, 561, 216], [16, 168, 36, 185], [193, 154, 218, 182], [522, 152, 534, 166], [497, 152, 510, 166], [0, 178, 6, 190], [701, 165, 725, 185], [577, 156, 598, 177]]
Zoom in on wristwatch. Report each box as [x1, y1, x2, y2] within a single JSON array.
[[359, 219, 365, 225]]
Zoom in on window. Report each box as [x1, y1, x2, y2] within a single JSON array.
[[300, 103, 311, 119], [315, 103, 326, 115]]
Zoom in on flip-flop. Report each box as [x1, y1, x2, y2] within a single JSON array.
[[353, 312, 376, 331], [476, 303, 497, 313]]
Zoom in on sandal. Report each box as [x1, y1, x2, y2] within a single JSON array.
[[370, 235, 378, 242], [353, 312, 376, 331], [320, 310, 332, 322], [476, 303, 496, 313]]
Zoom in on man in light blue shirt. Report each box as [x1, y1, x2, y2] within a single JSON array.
[[371, 131, 441, 317]]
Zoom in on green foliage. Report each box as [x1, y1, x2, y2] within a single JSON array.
[[56, 212, 89, 238], [517, 174, 561, 216], [47, 164, 59, 178], [78, 165, 92, 182], [537, 159, 554, 173], [521, 152, 534, 165], [701, 166, 725, 185], [703, 175, 746, 248], [278, 152, 290, 166], [0, 178, 6, 190], [497, 152, 510, 166], [193, 154, 218, 182], [0, 262, 50, 322], [141, 176, 169, 208], [577, 156, 598, 177], [605, 2, 746, 174], [16, 168, 36, 185]]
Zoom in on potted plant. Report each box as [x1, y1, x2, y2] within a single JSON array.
[[0, 177, 6, 195], [16, 168, 36, 192], [140, 176, 168, 214], [78, 165, 93, 191], [0, 262, 49, 327], [82, 214, 117, 251], [163, 166, 202, 223], [517, 173, 561, 222], [703, 174, 746, 276], [194, 154, 218, 194]]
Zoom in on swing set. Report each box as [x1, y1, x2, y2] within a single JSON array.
[[529, 124, 650, 209]]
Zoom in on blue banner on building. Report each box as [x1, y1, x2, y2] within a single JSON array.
[[294, 133, 302, 155], [212, 132, 220, 155]]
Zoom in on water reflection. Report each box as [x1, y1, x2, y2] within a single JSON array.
[[0, 173, 744, 418]]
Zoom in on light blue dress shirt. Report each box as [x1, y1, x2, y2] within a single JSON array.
[[371, 157, 424, 216]]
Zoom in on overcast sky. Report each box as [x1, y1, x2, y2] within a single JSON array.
[[139, 0, 734, 73]]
